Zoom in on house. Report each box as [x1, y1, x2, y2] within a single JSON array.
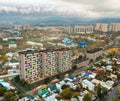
[[48, 85, 57, 94], [82, 79, 95, 91], [64, 78, 73, 82], [0, 79, 15, 90], [19, 94, 32, 101], [6, 52, 14, 58], [38, 88, 49, 98], [9, 41, 17, 48], [44, 94, 57, 101], [19, 97, 30, 101], [8, 62, 19, 68], [91, 79, 111, 90]]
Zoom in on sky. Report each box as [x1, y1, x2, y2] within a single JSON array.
[[0, 0, 120, 18]]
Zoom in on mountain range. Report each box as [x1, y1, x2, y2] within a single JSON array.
[[0, 5, 120, 25]]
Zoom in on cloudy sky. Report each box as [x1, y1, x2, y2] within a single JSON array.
[[0, 0, 120, 18]]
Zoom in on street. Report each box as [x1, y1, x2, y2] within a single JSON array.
[[103, 84, 120, 101]]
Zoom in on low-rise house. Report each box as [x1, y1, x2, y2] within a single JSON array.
[[7, 69, 20, 74], [106, 65, 112, 71], [0, 79, 15, 90], [19, 94, 32, 101], [6, 52, 14, 58], [106, 81, 114, 88], [56, 83, 62, 93], [82, 79, 95, 91], [59, 80, 65, 86], [64, 78, 73, 82], [110, 74, 117, 80], [44, 93, 57, 101], [8, 62, 19, 68], [19, 97, 30, 101], [38, 88, 49, 98], [91, 79, 111, 90], [48, 85, 57, 94], [9, 41, 17, 48]]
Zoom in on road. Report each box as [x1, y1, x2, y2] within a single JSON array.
[[73, 67, 85, 76], [103, 84, 120, 101], [0, 73, 19, 78]]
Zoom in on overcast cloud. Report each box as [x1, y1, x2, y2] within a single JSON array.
[[0, 0, 120, 18]]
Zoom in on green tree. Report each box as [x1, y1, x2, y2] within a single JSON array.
[[61, 84, 69, 90], [61, 88, 73, 99], [0, 87, 6, 96], [72, 65, 77, 70], [83, 93, 93, 101], [95, 84, 108, 99], [4, 91, 15, 101], [14, 75, 20, 82]]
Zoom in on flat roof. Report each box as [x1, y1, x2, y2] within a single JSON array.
[[19, 48, 72, 54], [82, 79, 95, 88]]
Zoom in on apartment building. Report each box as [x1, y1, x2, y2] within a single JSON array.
[[95, 23, 108, 32], [110, 23, 120, 32], [63, 26, 74, 34], [63, 25, 93, 34], [58, 50, 72, 72], [19, 49, 72, 83], [19, 51, 44, 83]]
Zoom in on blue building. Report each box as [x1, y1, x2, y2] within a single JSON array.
[[63, 38, 75, 46], [77, 42, 87, 48]]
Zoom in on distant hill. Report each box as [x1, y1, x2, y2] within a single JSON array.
[[0, 13, 120, 25]]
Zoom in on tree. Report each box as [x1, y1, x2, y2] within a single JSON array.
[[95, 84, 108, 99], [61, 84, 69, 90], [0, 55, 8, 62], [57, 73, 64, 80], [0, 87, 6, 96], [118, 86, 120, 94], [61, 88, 73, 99], [117, 73, 120, 81], [4, 91, 15, 101], [72, 65, 77, 70], [83, 93, 93, 101], [14, 75, 20, 82], [96, 56, 102, 62]]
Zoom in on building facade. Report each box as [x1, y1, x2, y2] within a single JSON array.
[[95, 23, 108, 32], [19, 49, 72, 83], [110, 23, 120, 32], [63, 25, 93, 34], [9, 41, 17, 48], [86, 48, 103, 61]]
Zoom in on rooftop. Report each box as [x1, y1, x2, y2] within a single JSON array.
[[9, 41, 16, 44], [19, 48, 71, 54]]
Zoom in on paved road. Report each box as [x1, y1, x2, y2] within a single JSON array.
[[103, 84, 120, 101], [0, 73, 19, 78], [73, 67, 85, 76]]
